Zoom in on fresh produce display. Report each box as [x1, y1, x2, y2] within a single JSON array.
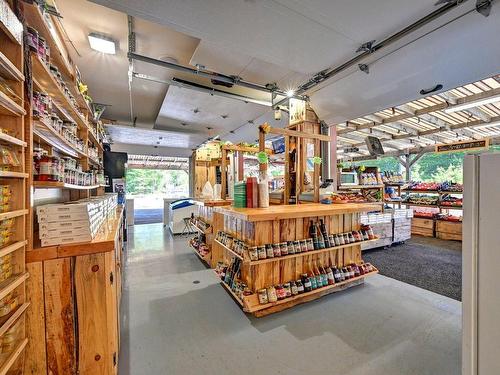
[[405, 182, 440, 191], [440, 182, 463, 192], [381, 171, 405, 185], [322, 190, 381, 204], [359, 173, 380, 185], [436, 214, 462, 222], [413, 211, 436, 219], [440, 194, 463, 207], [403, 194, 439, 206]]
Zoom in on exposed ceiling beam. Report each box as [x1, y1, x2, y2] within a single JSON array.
[[336, 86, 500, 135], [344, 136, 500, 162], [440, 92, 491, 122]]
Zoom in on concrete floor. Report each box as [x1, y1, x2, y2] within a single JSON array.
[[119, 224, 461, 375]]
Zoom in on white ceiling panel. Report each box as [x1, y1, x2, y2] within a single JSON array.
[[155, 85, 268, 134], [106, 124, 206, 149], [311, 3, 500, 125]]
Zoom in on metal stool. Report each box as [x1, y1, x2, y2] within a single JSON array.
[[181, 217, 194, 236]]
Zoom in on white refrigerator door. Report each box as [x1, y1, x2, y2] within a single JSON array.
[[463, 153, 500, 375]]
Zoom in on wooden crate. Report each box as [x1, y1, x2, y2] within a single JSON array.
[[411, 217, 434, 237], [436, 220, 462, 241]]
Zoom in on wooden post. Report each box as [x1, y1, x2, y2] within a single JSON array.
[[329, 125, 338, 189], [221, 148, 227, 199], [258, 128, 267, 175], [314, 138, 320, 203], [284, 136, 290, 204]]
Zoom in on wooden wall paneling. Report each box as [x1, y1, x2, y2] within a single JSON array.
[[24, 262, 46, 375], [104, 251, 118, 374], [43, 258, 76, 375], [271, 220, 280, 285], [75, 253, 110, 374], [253, 221, 273, 290], [210, 212, 224, 267], [284, 136, 290, 204]]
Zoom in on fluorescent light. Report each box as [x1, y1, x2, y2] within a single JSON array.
[[444, 93, 500, 113], [286, 89, 295, 98], [88, 33, 116, 54]]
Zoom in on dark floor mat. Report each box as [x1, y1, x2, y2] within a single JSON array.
[[363, 236, 462, 301], [134, 209, 163, 225]]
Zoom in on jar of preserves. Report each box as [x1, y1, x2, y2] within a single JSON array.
[[257, 289, 268, 305], [272, 243, 281, 257], [275, 285, 286, 300], [287, 241, 295, 254], [265, 244, 274, 259], [267, 286, 278, 303], [279, 242, 288, 256], [296, 279, 304, 294], [257, 246, 267, 260], [293, 240, 301, 253], [290, 281, 298, 295]]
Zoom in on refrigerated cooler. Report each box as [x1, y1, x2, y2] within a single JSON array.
[[463, 152, 500, 375]]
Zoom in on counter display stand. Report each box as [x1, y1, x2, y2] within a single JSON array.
[[190, 199, 231, 268], [25, 207, 125, 374], [213, 203, 381, 317]]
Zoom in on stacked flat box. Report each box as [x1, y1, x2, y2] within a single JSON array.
[[37, 194, 119, 247], [393, 216, 412, 242], [361, 213, 393, 250]]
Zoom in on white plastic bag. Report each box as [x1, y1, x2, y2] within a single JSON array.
[[201, 181, 214, 199]]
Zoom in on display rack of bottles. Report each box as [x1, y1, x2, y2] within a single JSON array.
[[212, 202, 381, 316]]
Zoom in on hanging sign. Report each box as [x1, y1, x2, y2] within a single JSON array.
[[289, 98, 306, 125], [344, 147, 360, 153], [435, 138, 490, 153]]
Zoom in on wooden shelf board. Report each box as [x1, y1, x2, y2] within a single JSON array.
[[33, 181, 99, 190], [219, 279, 244, 307], [0, 171, 28, 179], [33, 119, 87, 159], [338, 185, 384, 189], [0, 209, 28, 221], [403, 189, 440, 194], [193, 198, 232, 207], [192, 222, 212, 235], [216, 238, 378, 265], [214, 239, 244, 261], [0, 51, 24, 82], [0, 241, 26, 259], [29, 207, 123, 262], [188, 243, 211, 266], [402, 202, 439, 208], [0, 273, 29, 301], [0, 10, 22, 45], [439, 205, 463, 210], [0, 302, 29, 337], [31, 55, 87, 130], [244, 268, 378, 313], [0, 90, 25, 117], [219, 203, 382, 222], [24, 3, 74, 79], [0, 132, 26, 147], [0, 338, 28, 375]]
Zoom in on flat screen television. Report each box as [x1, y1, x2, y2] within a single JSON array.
[[272, 137, 286, 154]]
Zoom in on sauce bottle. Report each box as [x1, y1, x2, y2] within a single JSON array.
[[296, 279, 305, 294], [326, 265, 335, 285], [319, 219, 330, 248], [302, 273, 312, 292]]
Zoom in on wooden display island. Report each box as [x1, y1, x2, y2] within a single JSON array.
[[213, 203, 381, 317], [25, 207, 125, 374]]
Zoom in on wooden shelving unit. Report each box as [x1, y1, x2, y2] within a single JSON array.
[[33, 181, 99, 190], [212, 203, 382, 316], [215, 236, 380, 265], [0, 2, 29, 372]]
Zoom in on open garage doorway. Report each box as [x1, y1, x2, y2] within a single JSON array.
[[126, 155, 190, 224]]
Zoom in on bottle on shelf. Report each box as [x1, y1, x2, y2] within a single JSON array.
[[319, 219, 330, 247]]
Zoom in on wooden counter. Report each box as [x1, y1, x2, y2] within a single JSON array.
[[219, 202, 382, 221], [27, 207, 124, 263], [25, 206, 125, 374]]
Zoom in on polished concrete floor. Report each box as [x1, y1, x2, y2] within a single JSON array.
[[119, 224, 461, 375]]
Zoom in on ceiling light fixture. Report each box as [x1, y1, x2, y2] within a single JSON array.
[[286, 89, 295, 98], [444, 94, 500, 113], [88, 33, 116, 54]]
